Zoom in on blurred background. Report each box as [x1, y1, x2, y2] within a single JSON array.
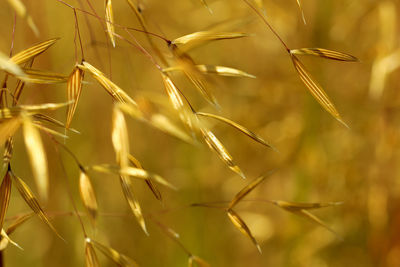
[[0, 0, 399, 266]]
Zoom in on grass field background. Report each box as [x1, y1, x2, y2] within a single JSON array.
[[0, 0, 399, 266]]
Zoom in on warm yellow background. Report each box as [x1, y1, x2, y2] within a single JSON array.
[[0, 0, 399, 266]]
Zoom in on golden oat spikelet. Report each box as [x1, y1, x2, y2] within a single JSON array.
[[290, 48, 359, 62], [171, 31, 248, 53], [200, 127, 245, 179], [272, 200, 343, 238], [85, 241, 100, 267], [79, 171, 98, 224], [66, 66, 84, 128], [11, 38, 59, 65], [10, 173, 63, 240], [227, 209, 261, 253], [195, 65, 256, 78], [290, 54, 348, 128], [86, 238, 139, 267], [112, 105, 148, 234], [161, 73, 199, 133], [79, 62, 136, 105]]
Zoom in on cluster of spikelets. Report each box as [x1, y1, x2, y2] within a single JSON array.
[[0, 0, 360, 266]]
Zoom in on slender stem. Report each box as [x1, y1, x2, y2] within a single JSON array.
[[53, 144, 88, 237], [77, 0, 105, 69], [84, 0, 113, 77], [148, 215, 192, 256], [241, 0, 290, 52], [73, 9, 85, 61], [114, 30, 163, 72], [55, 0, 170, 43], [73, 10, 78, 63], [125, 0, 169, 65]]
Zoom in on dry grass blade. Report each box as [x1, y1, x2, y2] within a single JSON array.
[[10, 174, 63, 240], [22, 114, 48, 201], [0, 171, 12, 231], [200, 128, 245, 179], [290, 48, 359, 62], [196, 112, 275, 149], [188, 255, 211, 267], [118, 103, 193, 143], [227, 209, 261, 253], [229, 174, 268, 209], [0, 51, 24, 76], [272, 200, 342, 238], [119, 175, 148, 235], [79, 62, 137, 105], [86, 238, 139, 267], [85, 240, 100, 267], [79, 171, 98, 224], [6, 0, 39, 36], [0, 117, 22, 146], [66, 67, 84, 128], [291, 55, 348, 128], [195, 65, 256, 78], [171, 31, 248, 52], [11, 38, 59, 65], [295, 0, 306, 24], [161, 73, 199, 132], [105, 0, 116, 47], [112, 105, 129, 169], [16, 68, 68, 84]]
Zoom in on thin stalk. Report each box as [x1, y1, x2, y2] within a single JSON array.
[[241, 0, 290, 53]]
